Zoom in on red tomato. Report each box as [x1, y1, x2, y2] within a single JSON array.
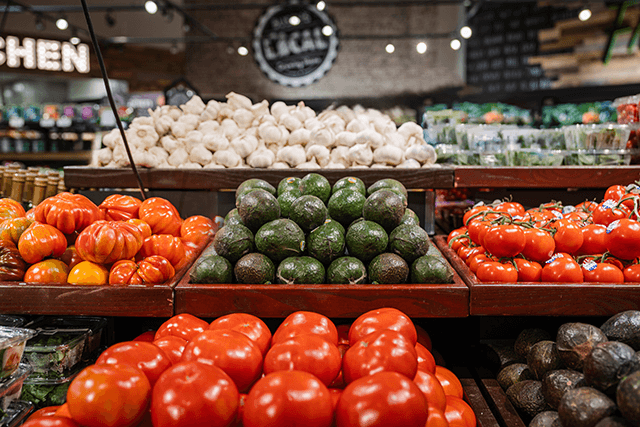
[[413, 370, 446, 413], [180, 215, 216, 248], [0, 216, 33, 246], [138, 234, 186, 269], [458, 245, 485, 264], [243, 371, 333, 427], [435, 366, 464, 399], [151, 362, 239, 427], [349, 307, 417, 346], [272, 311, 338, 346], [99, 194, 142, 221], [58, 246, 82, 270], [329, 388, 342, 412], [415, 324, 432, 351], [18, 222, 67, 264], [578, 224, 608, 255], [604, 185, 627, 204], [336, 324, 350, 345], [24, 259, 69, 284], [482, 224, 525, 258], [605, 219, 640, 260], [476, 262, 517, 283], [466, 220, 491, 246], [494, 201, 525, 217], [133, 331, 156, 342], [552, 219, 584, 254], [580, 259, 624, 283], [138, 197, 182, 237], [22, 418, 80, 427], [447, 227, 467, 244], [342, 329, 417, 384], [109, 256, 175, 285], [53, 404, 72, 418], [154, 313, 209, 341], [181, 329, 263, 392], [230, 394, 247, 427], [67, 364, 150, 427], [34, 192, 101, 235], [514, 258, 542, 282], [209, 313, 272, 355], [264, 334, 341, 387], [0, 198, 25, 221], [521, 228, 555, 263], [127, 219, 152, 240], [444, 396, 476, 427], [576, 200, 598, 213], [75, 220, 144, 264], [425, 410, 450, 427], [468, 253, 492, 274], [416, 342, 436, 374], [152, 336, 187, 365], [336, 371, 428, 427], [28, 406, 61, 420], [592, 201, 630, 226], [449, 234, 470, 253], [96, 341, 172, 387], [540, 254, 583, 283], [463, 206, 489, 226], [624, 264, 640, 282]]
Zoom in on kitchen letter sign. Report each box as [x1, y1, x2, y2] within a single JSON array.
[[253, 0, 339, 87]]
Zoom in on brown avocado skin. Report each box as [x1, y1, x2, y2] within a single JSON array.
[[601, 310, 640, 351], [368, 253, 409, 284], [233, 253, 274, 284], [556, 322, 608, 371], [541, 369, 586, 410], [617, 370, 640, 422], [506, 380, 551, 418], [558, 387, 616, 427], [527, 340, 564, 380]]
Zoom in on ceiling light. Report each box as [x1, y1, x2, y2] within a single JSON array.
[[70, 36, 81, 45], [316, 1, 326, 10], [238, 46, 249, 56], [145, 1, 159, 14], [579, 7, 592, 21], [56, 18, 69, 30], [322, 25, 333, 36], [416, 42, 427, 54], [385, 43, 395, 53], [450, 39, 461, 50], [289, 15, 301, 26], [460, 26, 472, 39]]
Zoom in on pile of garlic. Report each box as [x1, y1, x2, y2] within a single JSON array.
[[94, 92, 437, 169]]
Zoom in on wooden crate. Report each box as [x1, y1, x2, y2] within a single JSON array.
[[461, 377, 502, 427], [434, 235, 640, 316], [477, 378, 527, 427]]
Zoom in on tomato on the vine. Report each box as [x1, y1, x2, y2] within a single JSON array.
[[592, 201, 630, 226], [458, 245, 485, 264], [577, 224, 608, 255], [463, 206, 490, 226], [476, 262, 517, 283], [467, 220, 491, 246], [521, 228, 555, 263], [551, 219, 583, 254], [482, 224, 525, 258], [348, 307, 417, 346], [623, 264, 640, 282], [514, 258, 542, 282], [494, 201, 525, 217], [605, 218, 640, 260], [96, 341, 172, 387], [468, 253, 492, 274], [22, 418, 80, 427], [580, 259, 624, 283], [540, 254, 583, 283]]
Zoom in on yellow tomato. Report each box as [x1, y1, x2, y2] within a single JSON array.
[[67, 261, 109, 285]]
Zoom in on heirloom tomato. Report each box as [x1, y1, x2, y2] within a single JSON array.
[[335, 371, 428, 427], [67, 364, 150, 427], [0, 217, 32, 246], [181, 329, 263, 392], [521, 228, 555, 263], [435, 366, 464, 399], [154, 313, 208, 341], [476, 262, 517, 283], [22, 418, 80, 427], [96, 341, 172, 387], [605, 218, 640, 260], [18, 222, 67, 264], [413, 369, 447, 413], [138, 234, 186, 269], [59, 246, 82, 270], [126, 219, 152, 240], [109, 256, 174, 285], [415, 342, 436, 374], [24, 259, 68, 284], [342, 329, 417, 384], [180, 215, 216, 248], [272, 311, 338, 346], [513, 258, 542, 282], [540, 254, 583, 283], [581, 260, 624, 283], [99, 194, 141, 221], [482, 224, 525, 258], [349, 307, 417, 346], [75, 220, 144, 264], [243, 371, 333, 427], [208, 313, 272, 355], [577, 224, 608, 255], [138, 197, 182, 237], [444, 396, 476, 427], [152, 336, 186, 365], [151, 362, 239, 427], [34, 192, 101, 235], [67, 261, 109, 285], [263, 334, 342, 387], [551, 219, 583, 254], [0, 198, 25, 222], [0, 239, 26, 281]]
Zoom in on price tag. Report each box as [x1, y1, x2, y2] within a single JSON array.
[[8, 117, 24, 128], [546, 253, 564, 264], [581, 260, 597, 271], [607, 220, 621, 234], [602, 199, 617, 210], [563, 205, 576, 214], [56, 117, 72, 128]]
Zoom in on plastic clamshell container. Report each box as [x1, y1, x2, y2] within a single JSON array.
[[613, 95, 640, 124], [0, 400, 34, 427], [23, 328, 89, 374], [0, 316, 25, 328], [0, 327, 36, 379], [22, 364, 83, 409], [0, 364, 33, 411], [25, 317, 107, 361]]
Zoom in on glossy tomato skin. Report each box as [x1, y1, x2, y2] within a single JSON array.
[[521, 228, 555, 263], [127, 219, 152, 240], [435, 366, 464, 399], [540, 254, 583, 283], [467, 220, 490, 246], [152, 336, 186, 365], [476, 262, 518, 283], [513, 258, 542, 282], [243, 371, 333, 427], [151, 361, 239, 427], [138, 234, 186, 269], [59, 246, 82, 270], [0, 216, 33, 246], [154, 313, 209, 341], [75, 220, 144, 264], [577, 224, 608, 255], [581, 261, 624, 283], [468, 253, 492, 274], [263, 334, 342, 386], [109, 256, 175, 285], [463, 206, 489, 226], [552, 219, 584, 254], [415, 342, 436, 374], [34, 193, 101, 235], [458, 245, 485, 264], [28, 406, 61, 419], [99, 194, 141, 221], [0, 198, 25, 222], [181, 329, 263, 392], [482, 224, 525, 258], [336, 371, 428, 427], [209, 313, 272, 355], [133, 331, 156, 342], [22, 417, 80, 427], [180, 215, 217, 248], [96, 341, 172, 387], [494, 201, 525, 217], [138, 197, 182, 237], [24, 259, 68, 284], [605, 219, 640, 260], [445, 396, 476, 427], [18, 222, 67, 264], [342, 329, 417, 384], [67, 363, 150, 427], [272, 311, 338, 346], [413, 370, 447, 413], [592, 202, 630, 226], [349, 307, 417, 346], [623, 264, 640, 282], [425, 410, 450, 427]]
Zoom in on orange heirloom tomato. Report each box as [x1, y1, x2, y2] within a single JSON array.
[[99, 194, 142, 221], [25, 259, 69, 284], [18, 222, 67, 264], [0, 198, 25, 222], [0, 217, 33, 246], [67, 261, 109, 285], [75, 220, 144, 264], [0, 240, 26, 281], [138, 197, 182, 237], [138, 234, 186, 269], [180, 215, 217, 248], [109, 256, 175, 285], [127, 219, 152, 240], [34, 192, 102, 235]]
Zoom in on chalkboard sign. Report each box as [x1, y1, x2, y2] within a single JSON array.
[[466, 3, 575, 96]]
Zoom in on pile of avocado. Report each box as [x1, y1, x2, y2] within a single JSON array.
[[190, 173, 454, 285]]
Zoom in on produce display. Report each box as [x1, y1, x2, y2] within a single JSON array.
[[190, 174, 455, 285], [0, 327, 34, 379], [0, 364, 31, 411], [447, 181, 640, 283], [493, 310, 640, 426], [95, 93, 437, 169], [19, 308, 477, 427]]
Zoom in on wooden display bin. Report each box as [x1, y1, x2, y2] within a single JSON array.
[[434, 235, 640, 316]]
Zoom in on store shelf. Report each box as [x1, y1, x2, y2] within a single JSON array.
[[461, 378, 501, 427], [434, 235, 640, 316], [0, 151, 93, 162], [476, 378, 526, 427], [63, 167, 456, 190]]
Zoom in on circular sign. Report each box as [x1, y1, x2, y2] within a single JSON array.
[[252, 0, 339, 87]]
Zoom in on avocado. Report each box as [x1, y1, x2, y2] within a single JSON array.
[[368, 253, 409, 284], [583, 341, 640, 395], [600, 310, 640, 351], [616, 370, 640, 422], [278, 176, 301, 196], [506, 380, 550, 418], [515, 328, 553, 359], [400, 208, 420, 226], [189, 254, 233, 284], [327, 189, 366, 228], [289, 195, 328, 233], [556, 323, 608, 371], [299, 173, 331, 204], [345, 220, 388, 263], [410, 255, 453, 284], [224, 208, 244, 227], [332, 176, 366, 196], [276, 256, 325, 284], [541, 370, 586, 410], [307, 220, 346, 266], [277, 191, 301, 218], [363, 189, 406, 233], [212, 224, 254, 263], [236, 178, 276, 200], [366, 178, 408, 199], [497, 363, 535, 391], [558, 387, 616, 427], [527, 340, 564, 381], [595, 417, 634, 427], [234, 253, 275, 284], [237, 189, 281, 233], [389, 224, 430, 265], [530, 411, 561, 427], [326, 256, 367, 284], [255, 219, 306, 263]]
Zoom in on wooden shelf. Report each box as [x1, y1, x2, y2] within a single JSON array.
[[0, 151, 93, 162]]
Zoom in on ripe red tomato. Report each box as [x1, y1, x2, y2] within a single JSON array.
[[53, 404, 72, 419], [521, 228, 555, 263], [592, 201, 630, 226], [336, 371, 428, 427], [463, 205, 490, 226], [181, 329, 263, 392], [27, 406, 61, 420], [580, 259, 624, 283], [540, 254, 583, 283], [349, 307, 417, 346], [67, 364, 150, 427], [605, 219, 640, 260], [34, 192, 101, 235], [22, 418, 80, 427], [576, 200, 598, 213], [466, 220, 491, 246], [468, 253, 492, 274], [476, 262, 517, 283], [109, 256, 175, 285], [513, 258, 542, 282], [342, 329, 417, 384], [425, 410, 449, 427], [180, 215, 217, 248], [272, 311, 338, 346], [336, 324, 350, 345], [624, 264, 640, 282], [243, 371, 333, 427], [494, 201, 525, 217], [435, 366, 464, 399], [96, 341, 172, 387], [413, 370, 446, 413], [151, 362, 239, 427], [264, 334, 341, 387], [0, 216, 33, 246], [18, 222, 67, 264], [415, 324, 432, 351], [458, 245, 485, 263], [577, 224, 608, 255], [24, 259, 69, 284], [230, 394, 247, 427], [209, 313, 272, 355], [133, 331, 156, 342], [444, 396, 476, 427], [138, 234, 186, 269], [447, 227, 467, 244], [152, 336, 187, 365], [127, 219, 152, 240], [482, 224, 525, 258], [415, 342, 436, 374], [154, 313, 209, 341], [99, 194, 142, 221], [552, 219, 584, 254], [138, 197, 182, 237], [604, 185, 627, 204], [75, 220, 144, 264]]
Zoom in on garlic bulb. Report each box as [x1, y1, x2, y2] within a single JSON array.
[[355, 129, 384, 149], [178, 162, 203, 169], [280, 113, 303, 132], [232, 108, 254, 129], [204, 161, 225, 169], [310, 128, 334, 148], [398, 122, 424, 141], [149, 146, 169, 163], [346, 119, 368, 133], [181, 96, 206, 115], [324, 161, 346, 169], [247, 146, 275, 168], [230, 135, 259, 158], [102, 129, 122, 149], [128, 125, 159, 149], [184, 130, 204, 153], [189, 144, 213, 166], [155, 115, 174, 137], [226, 92, 253, 110], [405, 144, 436, 164], [258, 122, 283, 144], [373, 145, 404, 166], [288, 128, 311, 146], [397, 158, 421, 168], [296, 158, 321, 169], [330, 146, 351, 167], [213, 149, 242, 168], [161, 135, 182, 154], [270, 101, 290, 120], [221, 119, 241, 140], [168, 147, 189, 167], [271, 161, 290, 169], [306, 144, 330, 167], [335, 131, 357, 147], [202, 132, 230, 152], [198, 120, 220, 134], [277, 145, 306, 167], [347, 143, 373, 166], [251, 100, 270, 118], [94, 147, 112, 166]]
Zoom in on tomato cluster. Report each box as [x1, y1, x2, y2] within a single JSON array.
[[449, 183, 640, 283], [22, 309, 476, 427], [0, 193, 219, 285]]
